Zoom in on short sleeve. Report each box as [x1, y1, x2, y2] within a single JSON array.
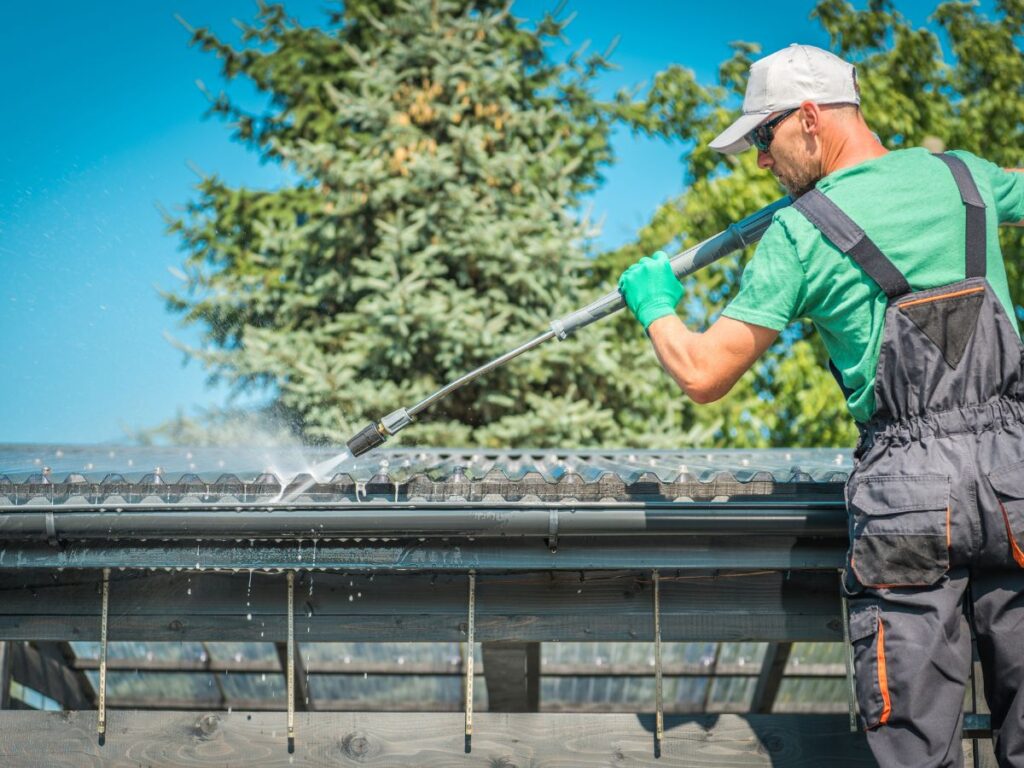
[[721, 216, 807, 331], [950, 150, 1024, 224]]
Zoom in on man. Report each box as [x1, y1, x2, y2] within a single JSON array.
[[618, 44, 1024, 767]]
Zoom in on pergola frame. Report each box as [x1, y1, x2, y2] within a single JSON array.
[[0, 466, 996, 766]]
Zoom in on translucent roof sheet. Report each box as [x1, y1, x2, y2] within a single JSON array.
[[0, 444, 849, 507], [1, 444, 852, 483], [62, 640, 850, 714]]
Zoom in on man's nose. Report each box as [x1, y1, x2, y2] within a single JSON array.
[[757, 149, 773, 169]]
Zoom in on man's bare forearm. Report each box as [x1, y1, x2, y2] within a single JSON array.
[[645, 314, 780, 405], [646, 315, 716, 402]]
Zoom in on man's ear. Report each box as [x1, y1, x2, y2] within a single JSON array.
[[799, 101, 822, 136]]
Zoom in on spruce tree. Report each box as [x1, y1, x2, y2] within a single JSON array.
[[167, 0, 712, 448]]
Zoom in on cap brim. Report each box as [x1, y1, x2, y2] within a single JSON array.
[[708, 112, 769, 154]]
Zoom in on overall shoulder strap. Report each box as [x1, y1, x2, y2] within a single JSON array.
[[793, 189, 911, 298], [933, 153, 986, 279]]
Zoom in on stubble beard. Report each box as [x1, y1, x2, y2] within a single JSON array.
[[776, 166, 821, 198], [771, 148, 821, 198]]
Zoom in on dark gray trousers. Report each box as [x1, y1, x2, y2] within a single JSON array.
[[846, 401, 1024, 767], [849, 568, 1024, 767]]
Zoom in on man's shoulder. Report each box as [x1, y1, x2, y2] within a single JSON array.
[[764, 202, 822, 249]]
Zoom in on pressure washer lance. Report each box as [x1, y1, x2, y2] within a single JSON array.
[[346, 196, 792, 457]]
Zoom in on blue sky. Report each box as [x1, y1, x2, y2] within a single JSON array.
[[0, 0, 957, 444]]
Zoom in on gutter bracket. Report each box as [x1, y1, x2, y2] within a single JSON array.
[[44, 511, 60, 548], [841, 575, 859, 733], [287, 571, 296, 750], [653, 570, 664, 752], [97, 568, 110, 740], [464, 571, 476, 752], [546, 509, 559, 553]]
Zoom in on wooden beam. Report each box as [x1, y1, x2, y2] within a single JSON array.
[[0, 570, 844, 643], [0, 642, 10, 709], [481, 642, 540, 712], [0, 711, 876, 766], [94, 698, 797, 715], [750, 642, 793, 714]]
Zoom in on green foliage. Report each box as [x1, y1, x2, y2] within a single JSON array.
[[167, 0, 1022, 449]]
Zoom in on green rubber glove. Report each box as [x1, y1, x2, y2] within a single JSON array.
[[617, 250, 683, 331]]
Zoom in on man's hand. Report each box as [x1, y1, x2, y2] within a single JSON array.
[[617, 251, 683, 331]]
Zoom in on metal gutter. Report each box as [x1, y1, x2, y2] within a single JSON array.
[[0, 536, 846, 571], [0, 500, 846, 540]]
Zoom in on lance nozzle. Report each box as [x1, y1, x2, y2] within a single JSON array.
[[345, 408, 413, 457]]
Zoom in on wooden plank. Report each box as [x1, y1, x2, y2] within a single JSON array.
[[0, 570, 844, 643], [750, 642, 792, 714], [480, 642, 540, 712], [0, 711, 878, 766], [526, 641, 540, 712], [97, 699, 769, 714]]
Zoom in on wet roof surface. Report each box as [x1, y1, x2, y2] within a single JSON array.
[[0, 445, 850, 507], [1, 445, 852, 483]]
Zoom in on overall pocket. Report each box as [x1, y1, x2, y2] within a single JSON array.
[[849, 474, 951, 588], [849, 604, 891, 729], [988, 460, 1024, 568]]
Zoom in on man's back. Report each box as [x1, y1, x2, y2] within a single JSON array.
[[722, 146, 1024, 422], [618, 44, 1024, 767]]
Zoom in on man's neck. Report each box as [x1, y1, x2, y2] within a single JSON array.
[[820, 126, 888, 177]]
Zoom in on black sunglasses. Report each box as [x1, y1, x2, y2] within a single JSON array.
[[749, 108, 798, 152]]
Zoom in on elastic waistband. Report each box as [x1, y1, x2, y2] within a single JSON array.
[[856, 397, 1024, 453]]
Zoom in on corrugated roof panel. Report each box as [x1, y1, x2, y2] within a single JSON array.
[[0, 445, 850, 507]]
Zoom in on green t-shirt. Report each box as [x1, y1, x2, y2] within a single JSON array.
[[722, 148, 1024, 424]]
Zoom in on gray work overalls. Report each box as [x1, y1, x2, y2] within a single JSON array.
[[794, 153, 1024, 768]]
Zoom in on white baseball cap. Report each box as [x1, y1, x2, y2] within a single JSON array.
[[709, 44, 860, 154]]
